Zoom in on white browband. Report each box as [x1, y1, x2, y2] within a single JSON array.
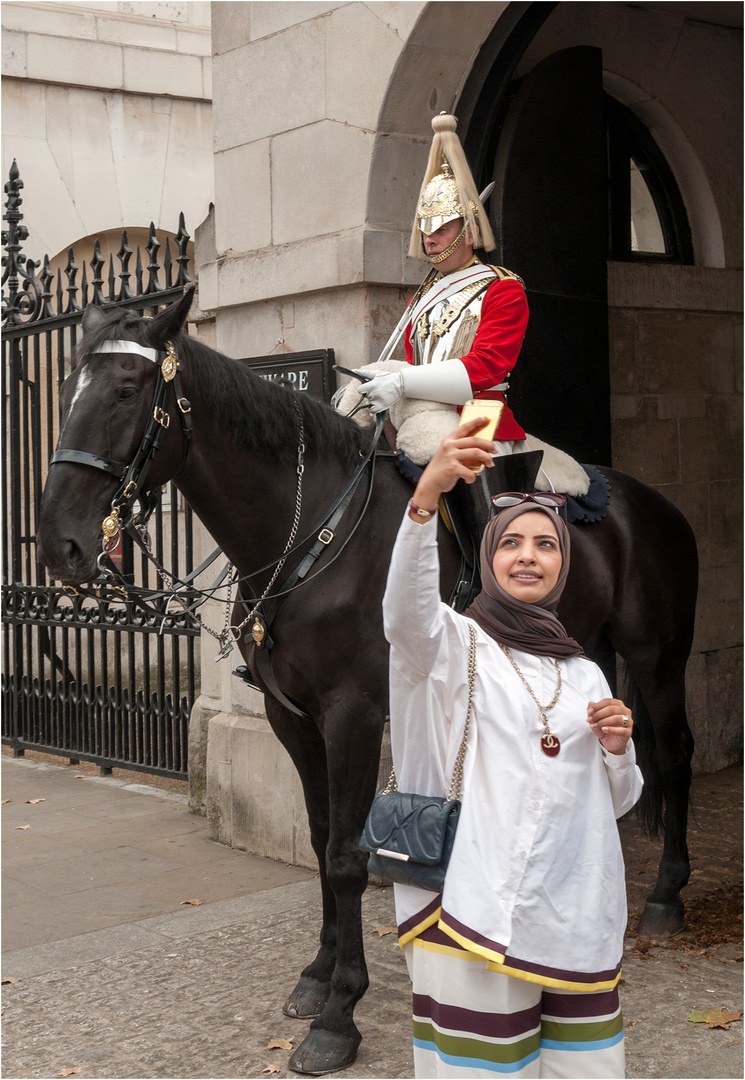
[[97, 340, 162, 364]]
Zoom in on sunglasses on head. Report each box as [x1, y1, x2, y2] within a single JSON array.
[[490, 492, 568, 520]]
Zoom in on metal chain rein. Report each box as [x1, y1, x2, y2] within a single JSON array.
[[137, 402, 305, 657]]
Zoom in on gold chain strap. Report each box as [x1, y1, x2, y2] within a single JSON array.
[[447, 623, 477, 802], [500, 645, 562, 737], [383, 622, 477, 801]]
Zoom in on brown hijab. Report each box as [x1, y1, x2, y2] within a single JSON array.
[[465, 503, 584, 658]]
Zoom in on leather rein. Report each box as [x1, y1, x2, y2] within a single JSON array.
[[49, 337, 386, 719]]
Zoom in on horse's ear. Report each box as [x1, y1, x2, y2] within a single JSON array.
[[82, 304, 109, 334], [142, 288, 195, 347]]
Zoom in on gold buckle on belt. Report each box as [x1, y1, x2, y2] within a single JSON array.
[[318, 528, 334, 545]]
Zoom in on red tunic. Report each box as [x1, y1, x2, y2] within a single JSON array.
[[404, 277, 529, 440]]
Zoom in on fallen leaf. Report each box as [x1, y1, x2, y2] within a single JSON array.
[[708, 1011, 742, 1030], [60, 1070, 81, 1078], [1, 799, 10, 804], [16, 825, 31, 830], [1, 977, 19, 984], [267, 1038, 294, 1050], [26, 798, 45, 804], [262, 1068, 281, 1075], [688, 1008, 742, 1029], [370, 926, 397, 937], [180, 898, 203, 906]]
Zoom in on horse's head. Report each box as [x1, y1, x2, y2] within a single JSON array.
[[37, 289, 194, 584]]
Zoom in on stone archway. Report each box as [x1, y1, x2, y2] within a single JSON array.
[[366, 3, 521, 255]]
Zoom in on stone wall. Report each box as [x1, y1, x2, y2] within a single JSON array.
[[608, 263, 743, 773], [187, 1, 741, 862], [1, 1, 214, 262]]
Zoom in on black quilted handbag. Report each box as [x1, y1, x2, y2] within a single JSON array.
[[360, 624, 477, 892]]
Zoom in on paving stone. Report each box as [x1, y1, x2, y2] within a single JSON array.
[[2, 755, 741, 1080]]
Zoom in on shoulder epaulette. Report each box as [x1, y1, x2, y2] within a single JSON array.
[[489, 265, 526, 289]]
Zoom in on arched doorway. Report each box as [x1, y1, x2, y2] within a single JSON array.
[[373, 1, 741, 773]]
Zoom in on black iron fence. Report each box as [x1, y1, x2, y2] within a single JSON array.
[[2, 161, 198, 777]]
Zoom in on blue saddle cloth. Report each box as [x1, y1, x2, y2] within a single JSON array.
[[392, 455, 611, 525], [565, 465, 611, 524]]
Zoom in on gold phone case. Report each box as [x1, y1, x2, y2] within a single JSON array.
[[459, 399, 504, 472]]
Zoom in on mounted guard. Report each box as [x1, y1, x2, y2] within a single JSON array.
[[360, 113, 528, 452], [342, 112, 543, 604]]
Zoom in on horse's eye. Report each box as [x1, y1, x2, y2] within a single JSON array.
[[118, 387, 137, 401]]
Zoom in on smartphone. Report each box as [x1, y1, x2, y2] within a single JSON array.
[[459, 399, 504, 472]]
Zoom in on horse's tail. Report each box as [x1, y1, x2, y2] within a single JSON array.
[[622, 663, 663, 838]]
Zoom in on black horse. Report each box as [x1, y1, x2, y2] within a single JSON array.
[[37, 290, 697, 1075]]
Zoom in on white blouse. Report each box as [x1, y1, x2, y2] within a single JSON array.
[[382, 512, 644, 991]]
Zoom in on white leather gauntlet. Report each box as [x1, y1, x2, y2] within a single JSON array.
[[401, 359, 473, 405], [357, 371, 405, 413]]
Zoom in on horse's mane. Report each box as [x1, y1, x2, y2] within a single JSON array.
[[77, 309, 371, 467]]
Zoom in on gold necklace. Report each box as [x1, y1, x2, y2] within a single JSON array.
[[500, 646, 563, 757]]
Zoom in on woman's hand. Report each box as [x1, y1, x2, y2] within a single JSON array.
[[587, 698, 634, 755], [408, 418, 497, 523]]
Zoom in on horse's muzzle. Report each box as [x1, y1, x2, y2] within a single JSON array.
[[36, 513, 100, 586]]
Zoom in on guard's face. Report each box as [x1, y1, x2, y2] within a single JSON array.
[[422, 219, 465, 257]]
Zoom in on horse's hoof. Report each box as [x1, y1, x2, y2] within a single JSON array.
[[637, 900, 686, 937], [282, 976, 332, 1020], [289, 1027, 361, 1075]]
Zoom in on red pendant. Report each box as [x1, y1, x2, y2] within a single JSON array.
[[541, 733, 561, 757]]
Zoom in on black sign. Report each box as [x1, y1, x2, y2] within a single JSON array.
[[238, 348, 335, 403]]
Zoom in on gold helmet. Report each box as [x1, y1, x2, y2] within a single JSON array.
[[409, 113, 495, 262]]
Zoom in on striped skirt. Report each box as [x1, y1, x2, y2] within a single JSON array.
[[404, 936, 625, 1078]]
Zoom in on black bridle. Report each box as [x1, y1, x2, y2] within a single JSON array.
[[50, 338, 193, 547]]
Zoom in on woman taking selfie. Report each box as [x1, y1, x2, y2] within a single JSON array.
[[382, 417, 643, 1079]]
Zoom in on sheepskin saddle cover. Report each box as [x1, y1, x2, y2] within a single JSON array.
[[336, 361, 590, 498]]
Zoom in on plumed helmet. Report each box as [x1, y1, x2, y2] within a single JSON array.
[[418, 162, 467, 237], [409, 113, 495, 259]]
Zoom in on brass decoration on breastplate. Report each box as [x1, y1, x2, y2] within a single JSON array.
[[432, 301, 460, 339], [416, 310, 429, 342], [431, 278, 494, 340], [449, 310, 479, 361], [251, 617, 266, 647]]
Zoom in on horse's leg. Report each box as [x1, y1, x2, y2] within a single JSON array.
[[290, 704, 385, 1076], [594, 480, 697, 937], [629, 656, 695, 936], [262, 700, 338, 1020]]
